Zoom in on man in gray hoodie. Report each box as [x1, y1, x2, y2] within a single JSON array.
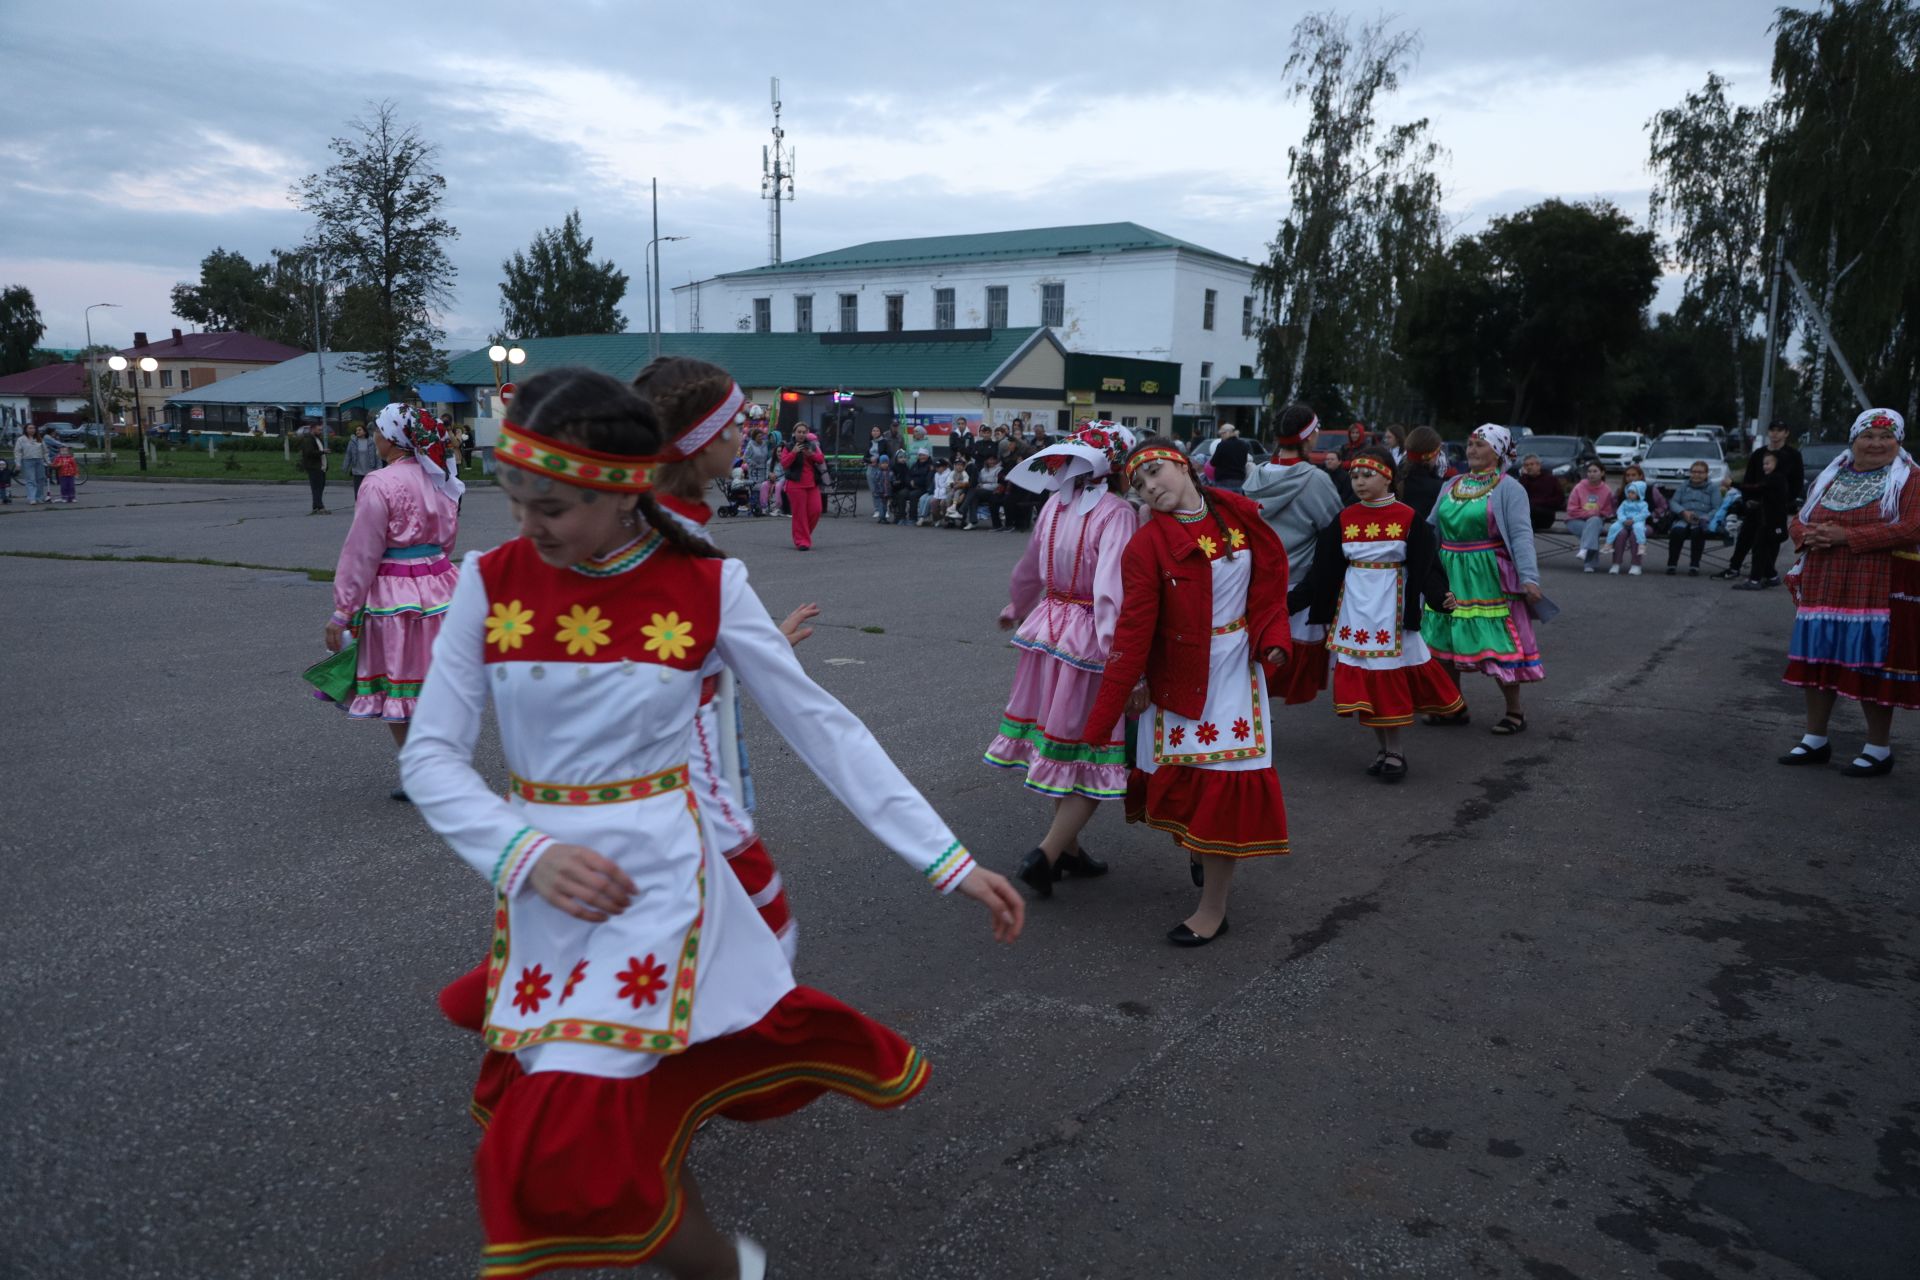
[[1243, 402, 1344, 703]]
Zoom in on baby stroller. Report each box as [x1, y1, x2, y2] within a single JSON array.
[[713, 468, 751, 518]]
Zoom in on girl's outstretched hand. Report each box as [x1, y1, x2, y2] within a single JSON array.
[[956, 868, 1025, 943], [529, 843, 639, 923], [779, 602, 821, 647], [996, 604, 1019, 630]]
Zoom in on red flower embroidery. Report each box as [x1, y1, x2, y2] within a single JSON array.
[[618, 954, 669, 1009], [1232, 717, 1251, 741], [1196, 722, 1220, 745], [1169, 725, 1186, 746], [512, 964, 552, 1016], [1338, 625, 1353, 640], [559, 959, 588, 1004], [1374, 629, 1392, 645]]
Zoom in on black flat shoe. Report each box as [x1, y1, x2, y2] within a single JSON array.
[[1423, 710, 1471, 728], [1365, 751, 1387, 777], [1189, 857, 1204, 887], [390, 787, 412, 803], [1054, 848, 1109, 879], [1378, 751, 1408, 783], [1016, 848, 1054, 898], [1777, 742, 1832, 766], [1168, 918, 1229, 947], [1841, 753, 1894, 778]]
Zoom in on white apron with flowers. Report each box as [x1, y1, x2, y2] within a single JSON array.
[[1136, 543, 1273, 776]]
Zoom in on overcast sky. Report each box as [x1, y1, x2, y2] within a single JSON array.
[[2, 1, 1778, 352]]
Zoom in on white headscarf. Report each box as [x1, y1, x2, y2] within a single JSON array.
[[1010, 422, 1137, 513], [1469, 423, 1516, 465], [1797, 407, 1910, 523], [375, 402, 465, 504]]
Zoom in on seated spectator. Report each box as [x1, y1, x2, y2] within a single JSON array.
[[1664, 460, 1718, 575], [1566, 461, 1616, 571], [1515, 454, 1563, 532], [888, 449, 914, 525], [967, 455, 1005, 529], [1609, 462, 1668, 571], [945, 458, 972, 524], [919, 458, 952, 526]]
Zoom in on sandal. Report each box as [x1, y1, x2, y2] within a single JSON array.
[[1423, 710, 1471, 728], [1491, 714, 1528, 736], [1378, 751, 1408, 783]]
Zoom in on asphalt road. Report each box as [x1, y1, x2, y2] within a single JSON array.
[[3, 481, 1916, 1280]]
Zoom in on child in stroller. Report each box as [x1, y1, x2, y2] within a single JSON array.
[[713, 464, 752, 517]]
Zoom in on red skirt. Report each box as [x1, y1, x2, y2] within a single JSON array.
[[1270, 637, 1330, 705], [1125, 764, 1289, 857], [466, 986, 928, 1278], [1332, 659, 1466, 727]]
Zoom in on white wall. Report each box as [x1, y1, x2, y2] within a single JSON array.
[[671, 247, 1258, 416]]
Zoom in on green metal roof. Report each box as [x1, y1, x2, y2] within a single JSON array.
[[717, 222, 1248, 278], [1210, 376, 1265, 404], [444, 329, 1060, 392]]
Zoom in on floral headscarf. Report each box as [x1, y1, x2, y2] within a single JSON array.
[[1798, 407, 1911, 523], [1011, 421, 1137, 512], [376, 402, 465, 503], [1470, 424, 1516, 465]]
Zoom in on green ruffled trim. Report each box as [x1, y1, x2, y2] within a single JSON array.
[[351, 676, 425, 699], [991, 717, 1129, 766]]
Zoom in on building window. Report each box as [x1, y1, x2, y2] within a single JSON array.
[[1203, 289, 1217, 330], [142, 370, 153, 389], [125, 370, 135, 389], [839, 293, 858, 331], [1146, 417, 1161, 432], [795, 295, 813, 333], [181, 369, 193, 389], [934, 288, 955, 330], [160, 369, 174, 388], [1121, 416, 1138, 429], [753, 297, 772, 333], [886, 294, 904, 332], [1199, 362, 1214, 404], [1242, 296, 1255, 337], [1041, 283, 1064, 327], [986, 285, 1008, 329]]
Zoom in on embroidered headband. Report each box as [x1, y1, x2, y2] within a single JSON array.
[[670, 382, 746, 458], [1345, 455, 1395, 482], [1125, 446, 1189, 485], [497, 420, 660, 493], [1274, 414, 1319, 445]]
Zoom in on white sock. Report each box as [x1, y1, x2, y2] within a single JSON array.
[[1800, 734, 1828, 750], [1861, 742, 1891, 761]]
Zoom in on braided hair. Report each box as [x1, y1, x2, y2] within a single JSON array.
[[630, 356, 737, 501], [510, 366, 724, 561]]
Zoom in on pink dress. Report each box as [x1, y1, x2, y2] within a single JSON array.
[[330, 457, 461, 721], [983, 488, 1135, 799]]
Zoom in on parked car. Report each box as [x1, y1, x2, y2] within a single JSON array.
[[1594, 431, 1650, 469], [1516, 434, 1599, 480], [1638, 437, 1730, 490], [1797, 442, 1847, 499], [1443, 440, 1469, 473], [1661, 428, 1717, 442]]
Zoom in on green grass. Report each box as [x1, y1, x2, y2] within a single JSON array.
[[860, 625, 885, 634], [0, 549, 333, 581], [82, 450, 494, 484]]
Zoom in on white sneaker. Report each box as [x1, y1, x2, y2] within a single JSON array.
[[1628, 565, 1643, 576], [1608, 565, 1621, 575], [735, 1236, 768, 1280]]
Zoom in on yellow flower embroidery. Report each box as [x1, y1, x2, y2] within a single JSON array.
[[1343, 524, 1361, 539], [554, 604, 612, 657], [486, 600, 536, 653], [1228, 527, 1247, 549], [1385, 522, 1405, 539], [642, 611, 697, 662], [1364, 522, 1381, 538], [1196, 535, 1219, 558]]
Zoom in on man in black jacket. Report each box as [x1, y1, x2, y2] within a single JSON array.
[[1716, 423, 1804, 586], [297, 420, 329, 514], [1210, 422, 1251, 493]]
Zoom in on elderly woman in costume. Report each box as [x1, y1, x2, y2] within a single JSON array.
[[984, 423, 1139, 897], [323, 402, 463, 798], [1419, 424, 1544, 735], [1778, 408, 1920, 777]]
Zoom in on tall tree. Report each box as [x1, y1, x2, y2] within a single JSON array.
[[0, 285, 46, 376], [295, 100, 458, 392], [1647, 72, 1776, 436], [1255, 12, 1443, 417], [170, 249, 270, 333], [1771, 0, 1920, 426], [499, 210, 629, 337]]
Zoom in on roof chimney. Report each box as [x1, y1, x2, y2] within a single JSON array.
[[171, 328, 183, 344], [133, 332, 148, 348]]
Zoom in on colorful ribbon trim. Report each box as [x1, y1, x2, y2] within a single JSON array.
[[508, 764, 690, 805], [497, 421, 660, 493], [1345, 455, 1395, 481], [383, 543, 445, 560], [1212, 616, 1248, 636], [1125, 447, 1188, 484]]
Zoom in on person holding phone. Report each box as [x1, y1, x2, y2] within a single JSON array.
[[781, 424, 827, 550]]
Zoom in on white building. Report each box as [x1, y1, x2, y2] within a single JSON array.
[[673, 222, 1260, 421]]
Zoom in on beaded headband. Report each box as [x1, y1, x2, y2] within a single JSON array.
[[1125, 447, 1189, 484], [496, 420, 660, 493], [1345, 455, 1395, 481], [670, 382, 746, 458]]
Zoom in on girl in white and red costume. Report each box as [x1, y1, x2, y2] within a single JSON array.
[[403, 367, 1023, 1280]]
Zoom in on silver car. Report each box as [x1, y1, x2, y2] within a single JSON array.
[[1639, 437, 1729, 489]]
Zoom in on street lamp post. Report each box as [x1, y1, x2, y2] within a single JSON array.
[[644, 232, 688, 363], [107, 354, 159, 471], [487, 343, 527, 408], [84, 303, 120, 459]]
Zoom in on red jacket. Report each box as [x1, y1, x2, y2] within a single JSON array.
[[1083, 489, 1291, 742]]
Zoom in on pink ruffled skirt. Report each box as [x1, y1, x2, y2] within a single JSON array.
[[348, 549, 458, 722], [983, 601, 1127, 800]]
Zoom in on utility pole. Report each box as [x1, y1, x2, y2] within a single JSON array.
[[652, 178, 662, 363], [1753, 232, 1785, 445], [1784, 257, 1871, 420], [761, 77, 795, 265], [311, 254, 328, 434]]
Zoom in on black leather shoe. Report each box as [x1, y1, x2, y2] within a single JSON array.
[[1168, 918, 1229, 947], [1777, 742, 1832, 766], [1054, 848, 1109, 879], [390, 787, 412, 803], [1365, 751, 1387, 777], [1016, 848, 1054, 898], [1189, 858, 1204, 887], [1841, 752, 1894, 778]]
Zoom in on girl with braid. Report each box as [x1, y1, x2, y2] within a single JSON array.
[[1081, 438, 1294, 946], [404, 367, 1023, 1280]]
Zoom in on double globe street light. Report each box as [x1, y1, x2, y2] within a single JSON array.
[[106, 353, 159, 471]]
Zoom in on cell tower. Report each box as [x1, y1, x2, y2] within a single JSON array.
[[762, 77, 795, 265]]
